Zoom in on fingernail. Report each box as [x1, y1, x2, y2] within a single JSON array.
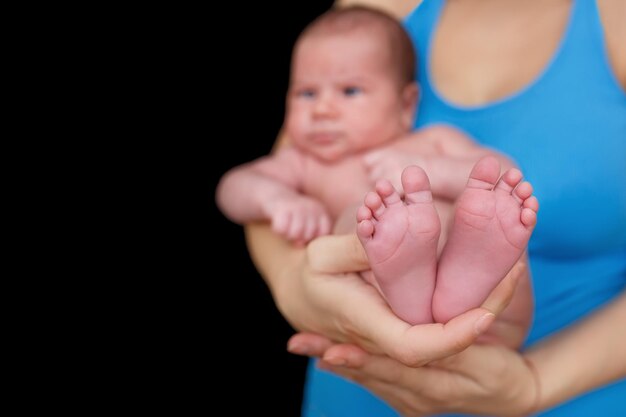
[[324, 356, 347, 366], [474, 313, 495, 335], [287, 342, 310, 355]]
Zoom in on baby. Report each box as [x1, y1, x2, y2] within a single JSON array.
[[216, 6, 537, 338]]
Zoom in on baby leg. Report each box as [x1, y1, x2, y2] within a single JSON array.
[[433, 156, 538, 323], [357, 166, 440, 324]]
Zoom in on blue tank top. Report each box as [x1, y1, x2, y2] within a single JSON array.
[[302, 1, 626, 416]]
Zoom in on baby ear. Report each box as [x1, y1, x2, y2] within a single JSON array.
[[401, 82, 419, 130]]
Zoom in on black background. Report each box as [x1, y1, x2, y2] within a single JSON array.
[[209, 2, 334, 415]]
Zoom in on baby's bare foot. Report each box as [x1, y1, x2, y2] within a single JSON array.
[[357, 166, 440, 324], [433, 156, 538, 323]]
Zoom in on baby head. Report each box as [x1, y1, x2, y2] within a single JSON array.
[[285, 6, 418, 162]]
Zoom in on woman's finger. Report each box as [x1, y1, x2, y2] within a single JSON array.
[[296, 301, 497, 366], [391, 309, 495, 365], [289, 295, 508, 368], [302, 240, 518, 367], [323, 349, 423, 385], [287, 333, 334, 357], [307, 234, 369, 273], [322, 343, 369, 366], [399, 267, 519, 364], [430, 344, 499, 375], [317, 356, 435, 415]]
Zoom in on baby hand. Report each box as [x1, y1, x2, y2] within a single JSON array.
[[363, 147, 423, 193], [267, 195, 332, 244]]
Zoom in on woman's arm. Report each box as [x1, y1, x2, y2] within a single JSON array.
[[289, 291, 626, 416], [525, 291, 626, 410], [246, 219, 521, 364], [244, 132, 306, 297], [242, 0, 521, 368]]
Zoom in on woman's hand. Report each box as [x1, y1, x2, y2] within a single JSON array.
[[269, 227, 523, 366], [298, 341, 539, 417]]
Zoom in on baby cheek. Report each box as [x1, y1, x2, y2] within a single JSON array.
[[361, 121, 397, 148], [285, 114, 308, 142]]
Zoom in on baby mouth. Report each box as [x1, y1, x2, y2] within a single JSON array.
[[310, 132, 340, 144]]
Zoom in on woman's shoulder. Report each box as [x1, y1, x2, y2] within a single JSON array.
[[333, 0, 421, 19], [598, 0, 626, 88]]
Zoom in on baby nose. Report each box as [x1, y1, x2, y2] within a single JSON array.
[[313, 92, 338, 117]]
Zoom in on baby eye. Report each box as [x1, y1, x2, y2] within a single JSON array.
[[343, 86, 362, 96], [297, 89, 316, 99]]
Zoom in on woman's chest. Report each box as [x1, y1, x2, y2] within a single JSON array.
[[476, 112, 626, 258], [431, 0, 571, 107]]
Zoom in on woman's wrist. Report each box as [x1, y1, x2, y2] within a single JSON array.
[[272, 250, 307, 318], [522, 356, 543, 415], [244, 222, 302, 295], [245, 222, 313, 329]]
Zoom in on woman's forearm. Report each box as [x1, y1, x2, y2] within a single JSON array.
[[244, 222, 303, 297], [239, 127, 315, 328], [525, 291, 626, 411]]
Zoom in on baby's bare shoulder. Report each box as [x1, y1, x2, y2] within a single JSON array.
[[415, 124, 473, 143]]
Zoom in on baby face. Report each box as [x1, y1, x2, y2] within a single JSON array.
[[286, 31, 410, 162]]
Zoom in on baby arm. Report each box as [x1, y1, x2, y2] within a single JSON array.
[[216, 147, 331, 243], [364, 125, 516, 201]]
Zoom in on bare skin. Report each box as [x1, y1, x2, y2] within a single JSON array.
[[357, 166, 440, 324], [216, 7, 537, 332], [358, 157, 537, 326], [275, 0, 626, 415], [433, 156, 538, 323]]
